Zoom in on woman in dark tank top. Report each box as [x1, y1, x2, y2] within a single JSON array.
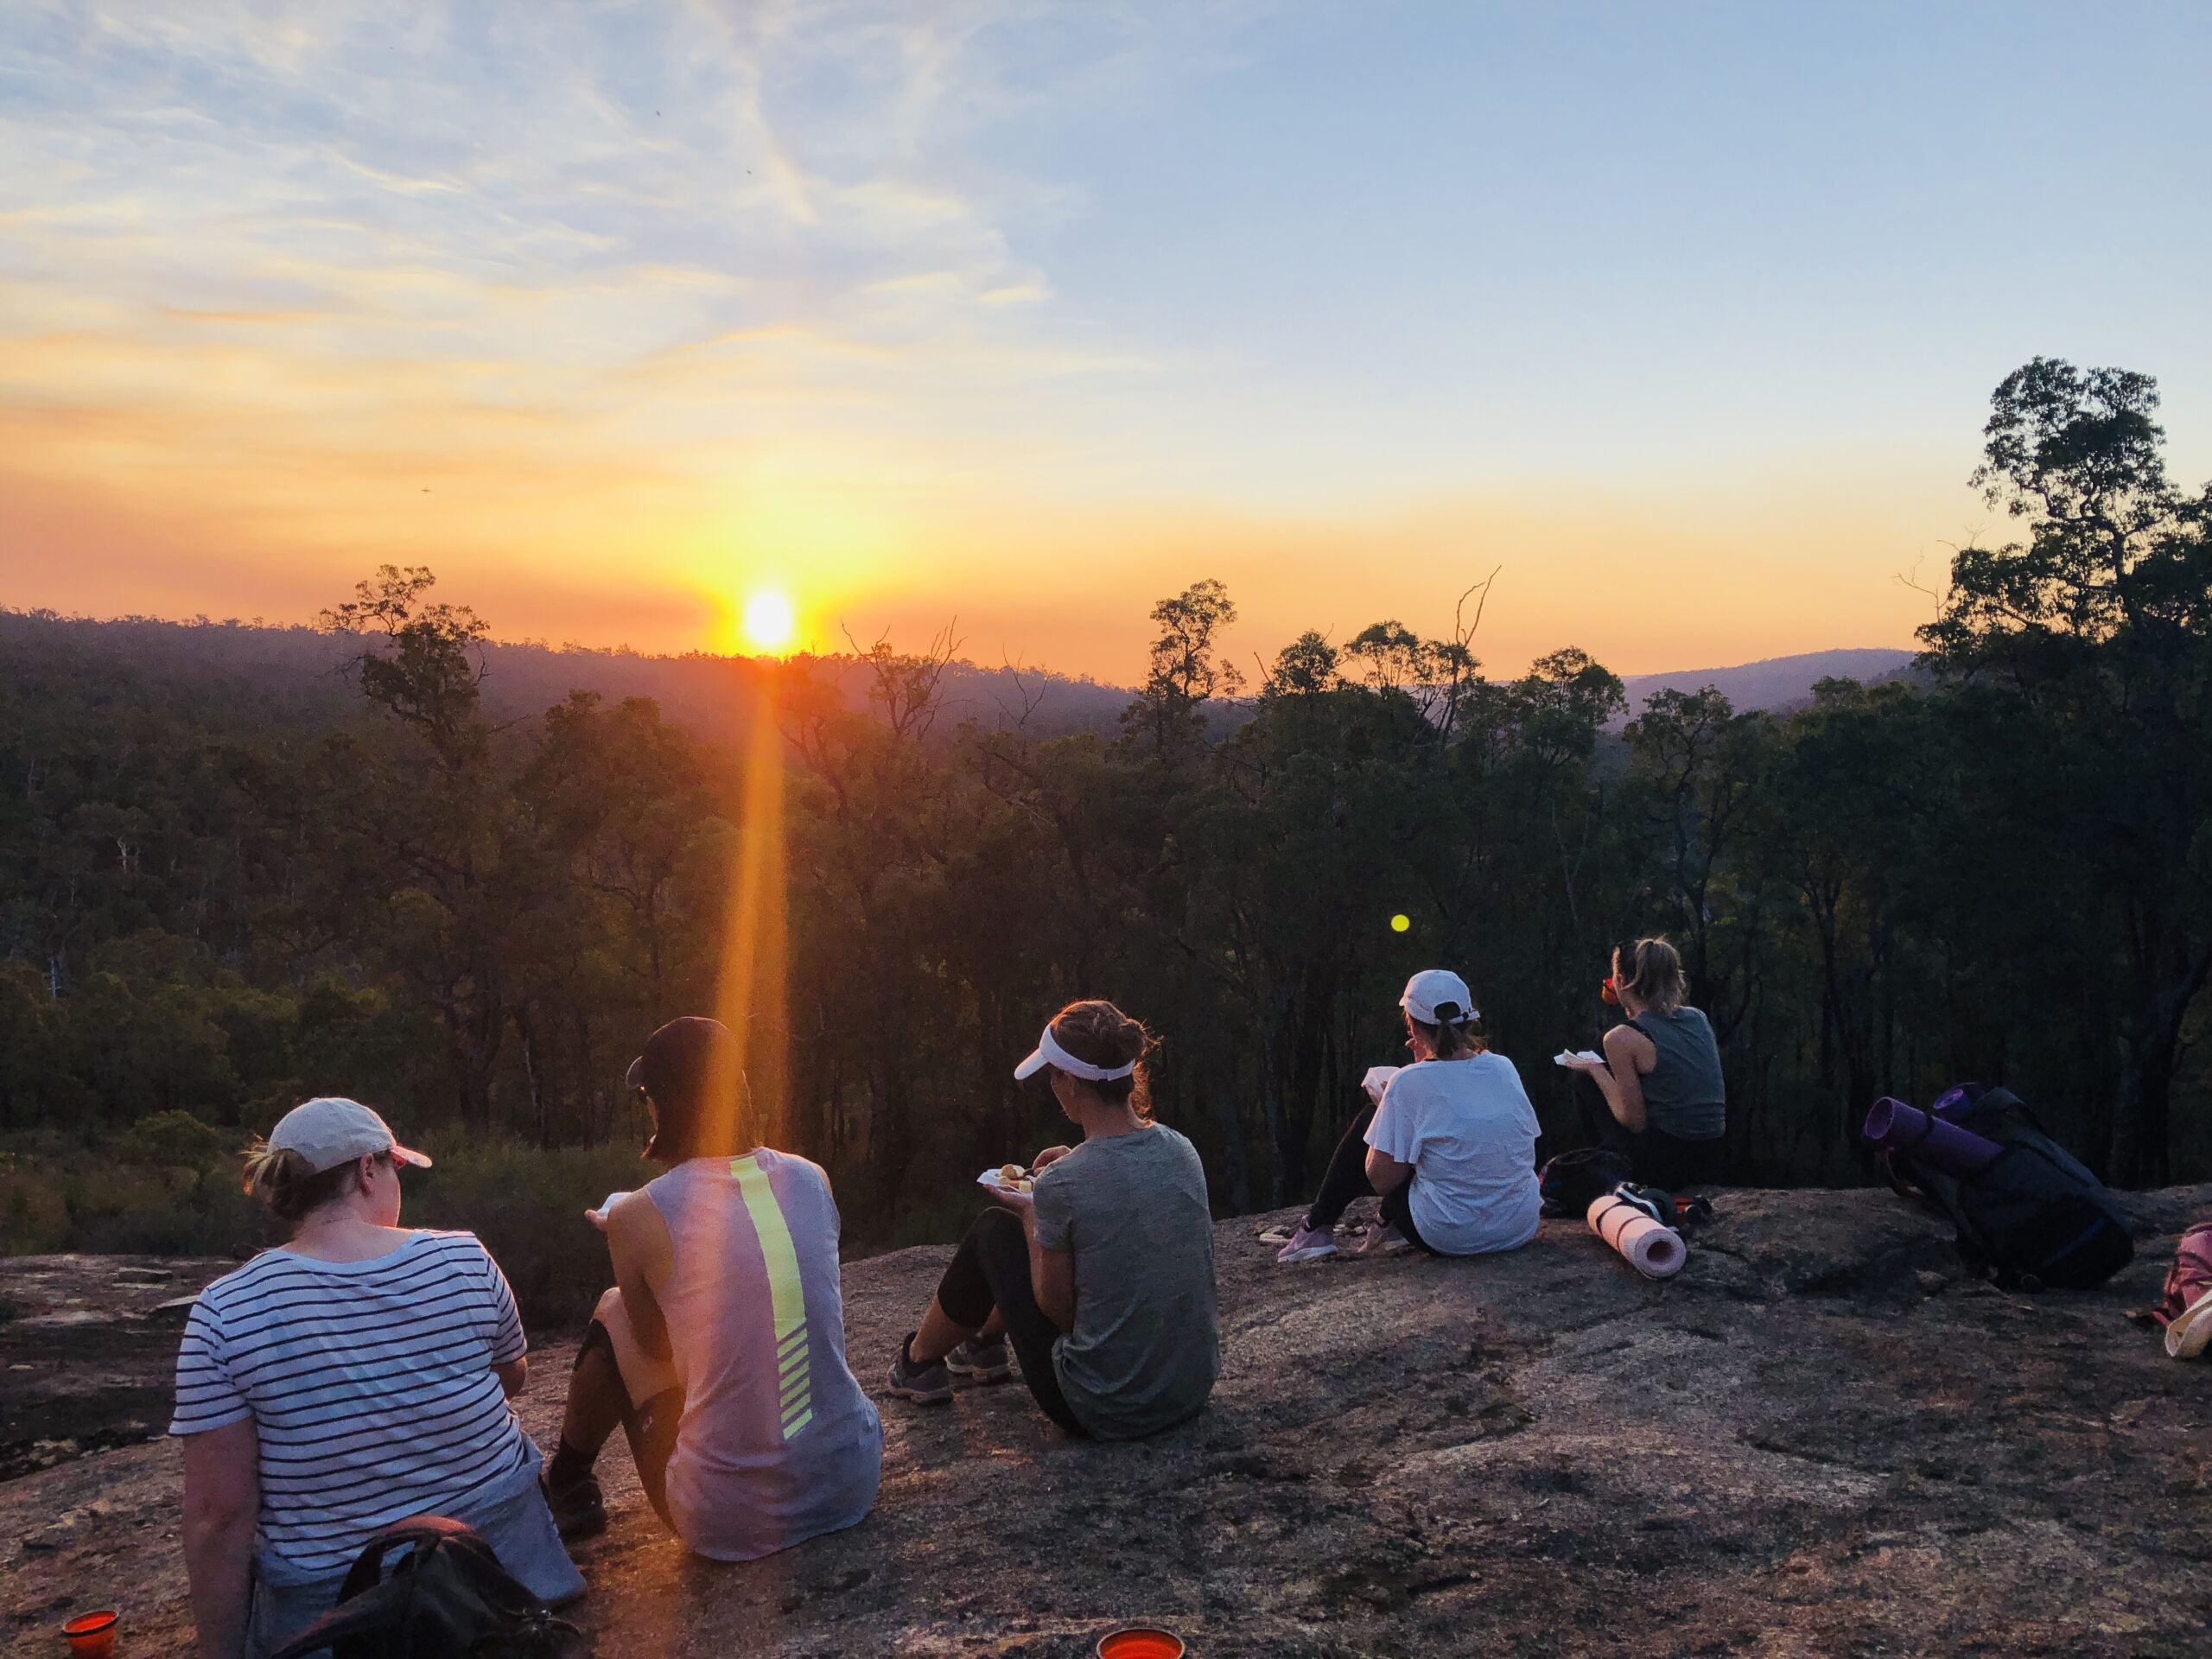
[[1560, 937, 1727, 1189]]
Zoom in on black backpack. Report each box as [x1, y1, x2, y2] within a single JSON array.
[[1881, 1084, 2134, 1291], [270, 1516, 590, 1659]]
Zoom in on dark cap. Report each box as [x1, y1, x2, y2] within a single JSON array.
[[627, 1016, 748, 1160]]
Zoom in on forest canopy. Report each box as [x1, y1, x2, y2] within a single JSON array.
[[3, 359, 2208, 1266]]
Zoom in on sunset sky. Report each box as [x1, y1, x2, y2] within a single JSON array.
[[5, 2, 2209, 683]]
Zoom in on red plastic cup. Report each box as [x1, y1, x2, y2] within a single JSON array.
[[1096, 1629, 1185, 1659], [62, 1611, 118, 1659]]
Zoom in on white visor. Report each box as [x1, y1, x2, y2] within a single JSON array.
[[1013, 1023, 1137, 1083]]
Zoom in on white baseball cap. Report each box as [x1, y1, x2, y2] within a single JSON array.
[[1013, 1021, 1138, 1084], [268, 1097, 432, 1174], [1400, 969, 1476, 1026]]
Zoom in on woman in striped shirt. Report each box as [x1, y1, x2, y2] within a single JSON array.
[[172, 1098, 582, 1659]]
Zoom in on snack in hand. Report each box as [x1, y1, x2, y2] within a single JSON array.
[[998, 1163, 1027, 1184]]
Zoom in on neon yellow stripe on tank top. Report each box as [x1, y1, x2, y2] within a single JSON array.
[[732, 1155, 813, 1440]]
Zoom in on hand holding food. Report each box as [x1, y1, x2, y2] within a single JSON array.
[[585, 1190, 632, 1232], [977, 1163, 1035, 1195]]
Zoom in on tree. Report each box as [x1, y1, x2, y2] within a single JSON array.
[[311, 567, 517, 1128], [1621, 685, 1775, 1045], [1921, 358, 2212, 1182], [318, 565, 491, 769], [1263, 631, 1340, 700], [1123, 579, 1244, 759]]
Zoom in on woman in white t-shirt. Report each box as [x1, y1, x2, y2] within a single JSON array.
[[1275, 969, 1541, 1262]]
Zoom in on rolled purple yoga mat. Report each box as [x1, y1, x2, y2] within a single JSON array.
[[1862, 1097, 2003, 1175]]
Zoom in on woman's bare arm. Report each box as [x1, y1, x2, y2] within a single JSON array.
[[182, 1418, 259, 1659], [984, 1185, 1075, 1330], [1030, 1234, 1077, 1332], [607, 1192, 677, 1362], [1364, 1145, 1414, 1196], [1599, 1023, 1653, 1134]]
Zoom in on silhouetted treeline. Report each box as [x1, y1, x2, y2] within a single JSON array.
[[2, 359, 2206, 1249]]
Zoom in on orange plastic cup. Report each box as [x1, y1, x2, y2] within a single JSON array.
[[1096, 1629, 1185, 1659], [62, 1611, 118, 1658]]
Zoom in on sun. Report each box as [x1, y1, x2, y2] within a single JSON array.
[[741, 589, 798, 654]]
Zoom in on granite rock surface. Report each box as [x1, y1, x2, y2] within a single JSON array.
[[4, 1185, 2209, 1657]]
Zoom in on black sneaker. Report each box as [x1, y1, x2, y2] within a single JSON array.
[[945, 1336, 1012, 1383], [543, 1471, 607, 1542], [887, 1334, 953, 1404]]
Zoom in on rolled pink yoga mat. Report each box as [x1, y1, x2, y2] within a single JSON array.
[[1586, 1193, 1687, 1279], [1861, 1097, 2003, 1176]]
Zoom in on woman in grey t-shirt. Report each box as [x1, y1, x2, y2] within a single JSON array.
[[887, 1001, 1221, 1439], [1561, 936, 1727, 1189]]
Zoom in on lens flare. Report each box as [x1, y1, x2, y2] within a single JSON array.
[[1390, 913, 1411, 933], [716, 689, 789, 1152]]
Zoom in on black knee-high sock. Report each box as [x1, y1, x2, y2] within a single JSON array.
[[548, 1438, 597, 1491]]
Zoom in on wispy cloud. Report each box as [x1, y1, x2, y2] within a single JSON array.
[[0, 3, 1233, 502]]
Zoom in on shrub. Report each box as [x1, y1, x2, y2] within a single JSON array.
[[1, 1166, 70, 1255], [64, 1162, 264, 1257], [118, 1109, 229, 1168]]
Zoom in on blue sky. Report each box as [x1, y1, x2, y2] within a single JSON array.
[[3, 1, 2207, 678]]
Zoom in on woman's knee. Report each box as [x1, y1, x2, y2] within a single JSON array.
[[934, 1207, 1021, 1329], [586, 1287, 680, 1406]]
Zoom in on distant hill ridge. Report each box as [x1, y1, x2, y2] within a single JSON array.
[[0, 612, 1915, 744], [1617, 647, 1917, 722], [0, 610, 1133, 743]]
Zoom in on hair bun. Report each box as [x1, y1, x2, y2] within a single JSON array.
[[1115, 1013, 1147, 1064]]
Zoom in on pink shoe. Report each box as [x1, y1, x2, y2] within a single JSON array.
[[1274, 1221, 1339, 1263], [1359, 1221, 1412, 1256]]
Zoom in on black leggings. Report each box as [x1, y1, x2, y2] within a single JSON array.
[[1575, 1075, 1726, 1190], [933, 1207, 1089, 1437], [1304, 1098, 1433, 1253]]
